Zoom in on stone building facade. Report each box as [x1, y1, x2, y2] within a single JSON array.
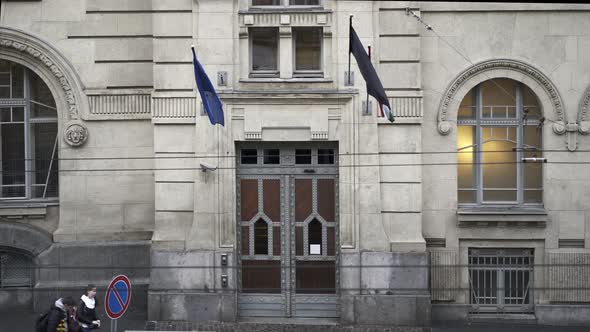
[[0, 0, 589, 327]]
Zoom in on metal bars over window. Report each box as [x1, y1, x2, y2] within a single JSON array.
[[468, 248, 534, 313], [0, 250, 33, 288], [0, 60, 58, 201]]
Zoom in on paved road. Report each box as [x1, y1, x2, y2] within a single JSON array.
[[3, 311, 589, 332]]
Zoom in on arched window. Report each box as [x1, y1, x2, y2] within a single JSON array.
[[0, 60, 58, 201], [0, 249, 33, 288], [457, 78, 542, 206]]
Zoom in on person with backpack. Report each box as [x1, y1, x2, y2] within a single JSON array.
[[66, 304, 81, 332], [36, 296, 76, 332], [76, 285, 100, 331]]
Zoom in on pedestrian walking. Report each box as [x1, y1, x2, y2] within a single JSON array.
[[77, 284, 101, 331], [45, 296, 76, 332]]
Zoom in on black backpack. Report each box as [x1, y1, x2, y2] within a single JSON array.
[[35, 310, 49, 332]]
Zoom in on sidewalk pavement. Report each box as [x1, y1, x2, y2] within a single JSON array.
[[2, 310, 589, 332]]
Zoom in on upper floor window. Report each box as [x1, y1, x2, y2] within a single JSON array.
[[249, 27, 323, 78], [457, 78, 542, 206], [250, 28, 279, 77], [252, 0, 281, 5], [293, 27, 322, 75], [289, 0, 320, 5], [0, 60, 58, 201]]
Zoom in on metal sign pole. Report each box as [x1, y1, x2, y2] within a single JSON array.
[[111, 319, 117, 332]]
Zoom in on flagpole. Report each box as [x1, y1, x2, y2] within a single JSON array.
[[366, 44, 370, 115], [348, 14, 353, 85]]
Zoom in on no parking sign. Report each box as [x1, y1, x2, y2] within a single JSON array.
[[105, 275, 131, 331]]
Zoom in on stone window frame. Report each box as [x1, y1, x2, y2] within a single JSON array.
[[239, 1, 333, 83], [467, 247, 535, 313], [456, 240, 545, 308], [457, 80, 543, 208], [0, 60, 59, 204], [247, 26, 325, 79], [249, 27, 281, 78]]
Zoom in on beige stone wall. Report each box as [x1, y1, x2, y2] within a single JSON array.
[[2, 1, 590, 307], [0, 0, 155, 241], [420, 2, 590, 305]]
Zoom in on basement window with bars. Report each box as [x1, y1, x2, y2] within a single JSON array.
[[0, 60, 59, 202], [0, 250, 33, 288], [468, 248, 534, 313]]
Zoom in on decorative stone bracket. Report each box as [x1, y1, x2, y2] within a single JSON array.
[[558, 122, 579, 152], [578, 86, 590, 136]]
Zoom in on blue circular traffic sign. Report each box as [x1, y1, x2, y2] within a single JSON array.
[[105, 275, 131, 319]]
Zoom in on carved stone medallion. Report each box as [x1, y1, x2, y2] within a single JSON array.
[[64, 121, 88, 147]]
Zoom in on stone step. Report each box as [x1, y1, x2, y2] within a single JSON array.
[[468, 313, 537, 324], [139, 320, 431, 332]]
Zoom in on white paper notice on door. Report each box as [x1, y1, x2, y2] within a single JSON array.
[[310, 244, 321, 255]]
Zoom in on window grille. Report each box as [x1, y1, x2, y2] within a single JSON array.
[[468, 248, 534, 313], [0, 250, 33, 288]]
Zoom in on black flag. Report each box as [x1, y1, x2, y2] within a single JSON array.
[[349, 25, 394, 122]]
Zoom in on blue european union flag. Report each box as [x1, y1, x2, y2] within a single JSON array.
[[191, 47, 224, 126]]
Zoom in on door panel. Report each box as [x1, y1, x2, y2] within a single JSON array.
[[291, 177, 338, 317], [242, 260, 282, 293], [296, 261, 336, 294], [295, 179, 312, 222], [317, 179, 335, 222], [240, 179, 258, 221], [263, 179, 281, 221], [239, 177, 282, 295], [237, 144, 339, 318]]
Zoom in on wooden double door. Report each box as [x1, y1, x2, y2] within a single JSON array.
[[236, 144, 339, 318]]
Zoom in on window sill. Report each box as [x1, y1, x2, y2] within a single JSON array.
[[0, 201, 58, 220], [457, 206, 547, 228], [241, 77, 332, 83]]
